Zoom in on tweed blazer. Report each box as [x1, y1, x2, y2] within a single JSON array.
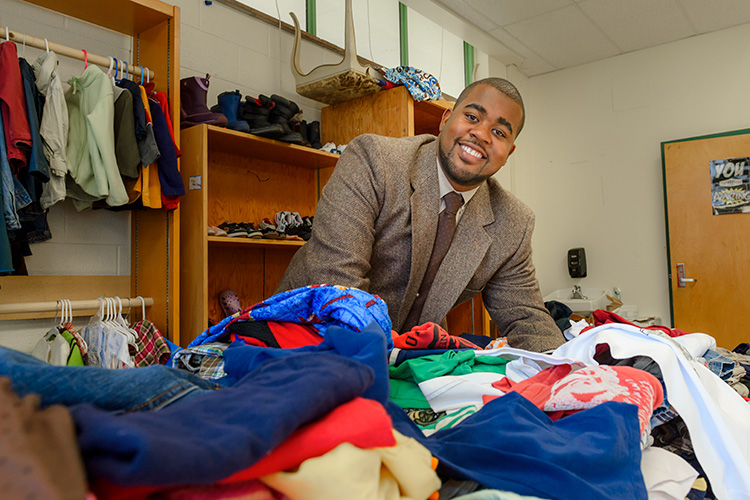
[[277, 134, 563, 352]]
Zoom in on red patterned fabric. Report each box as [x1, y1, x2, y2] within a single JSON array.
[[589, 309, 689, 338], [544, 365, 663, 434], [392, 322, 481, 350]]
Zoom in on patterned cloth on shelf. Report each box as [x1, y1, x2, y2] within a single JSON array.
[[374, 66, 441, 101]]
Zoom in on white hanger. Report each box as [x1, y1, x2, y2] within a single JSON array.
[[55, 299, 63, 327], [44, 38, 49, 54], [136, 295, 146, 321], [107, 57, 115, 86], [4, 27, 9, 43], [144, 67, 150, 84]]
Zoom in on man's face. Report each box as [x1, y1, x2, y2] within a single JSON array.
[[437, 84, 523, 191]]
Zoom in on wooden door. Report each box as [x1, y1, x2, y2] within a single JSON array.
[[662, 130, 750, 349]]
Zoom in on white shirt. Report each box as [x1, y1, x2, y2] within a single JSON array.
[[436, 158, 479, 223]]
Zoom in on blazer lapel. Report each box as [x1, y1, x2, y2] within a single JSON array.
[[421, 183, 494, 324], [396, 142, 441, 328]]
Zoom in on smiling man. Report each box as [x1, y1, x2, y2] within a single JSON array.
[[277, 78, 564, 352]]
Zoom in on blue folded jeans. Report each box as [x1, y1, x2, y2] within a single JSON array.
[[0, 346, 219, 412]]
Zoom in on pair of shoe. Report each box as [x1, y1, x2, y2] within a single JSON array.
[[294, 120, 322, 149], [275, 211, 314, 241], [274, 211, 304, 241], [320, 142, 347, 154], [217, 221, 262, 238], [241, 94, 305, 145], [207, 225, 227, 237], [181, 74, 228, 129]]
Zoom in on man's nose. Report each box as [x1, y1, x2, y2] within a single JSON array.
[[469, 122, 490, 143]]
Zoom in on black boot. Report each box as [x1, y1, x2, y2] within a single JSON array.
[[307, 120, 322, 149], [241, 95, 284, 139], [269, 94, 304, 144]]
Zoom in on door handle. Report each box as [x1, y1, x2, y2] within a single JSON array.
[[676, 263, 697, 288]]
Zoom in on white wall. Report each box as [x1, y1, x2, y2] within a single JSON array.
[[521, 22, 750, 324]]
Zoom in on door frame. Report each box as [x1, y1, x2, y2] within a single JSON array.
[[660, 127, 750, 327]]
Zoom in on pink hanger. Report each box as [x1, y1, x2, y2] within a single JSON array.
[[82, 49, 88, 69]]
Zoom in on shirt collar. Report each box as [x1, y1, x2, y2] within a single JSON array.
[[436, 157, 480, 208]]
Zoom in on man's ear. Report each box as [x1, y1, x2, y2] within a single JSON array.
[[438, 108, 452, 132], [508, 144, 517, 157]]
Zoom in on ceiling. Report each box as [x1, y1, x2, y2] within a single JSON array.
[[432, 0, 750, 77]]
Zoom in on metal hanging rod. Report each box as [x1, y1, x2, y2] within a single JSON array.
[[0, 26, 155, 81], [0, 297, 154, 316]]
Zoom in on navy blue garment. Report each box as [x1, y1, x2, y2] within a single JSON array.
[[222, 322, 389, 404], [116, 79, 147, 140], [388, 392, 646, 500], [147, 98, 184, 197], [459, 332, 493, 349], [18, 58, 49, 184], [0, 345, 217, 412], [70, 352, 374, 486]]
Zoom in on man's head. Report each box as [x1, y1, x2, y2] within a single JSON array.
[[437, 78, 525, 191]]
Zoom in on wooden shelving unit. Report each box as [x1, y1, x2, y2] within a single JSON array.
[[179, 125, 338, 346], [0, 0, 181, 342]]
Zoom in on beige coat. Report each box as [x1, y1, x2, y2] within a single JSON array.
[[277, 134, 563, 352]]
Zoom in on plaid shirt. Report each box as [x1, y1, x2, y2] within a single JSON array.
[[130, 319, 171, 366], [171, 342, 228, 380]]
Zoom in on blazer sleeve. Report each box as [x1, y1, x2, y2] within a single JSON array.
[[482, 214, 565, 352], [276, 134, 385, 293]]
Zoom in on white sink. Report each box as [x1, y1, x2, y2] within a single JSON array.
[[543, 288, 608, 313]]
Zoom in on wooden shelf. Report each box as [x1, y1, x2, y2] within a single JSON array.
[[208, 236, 304, 248], [206, 125, 340, 170], [24, 0, 175, 35]]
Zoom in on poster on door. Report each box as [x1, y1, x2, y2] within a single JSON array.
[[710, 157, 750, 215]]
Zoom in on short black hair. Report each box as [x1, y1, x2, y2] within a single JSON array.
[[455, 77, 526, 136]]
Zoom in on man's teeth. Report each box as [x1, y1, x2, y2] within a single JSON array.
[[461, 144, 483, 159]]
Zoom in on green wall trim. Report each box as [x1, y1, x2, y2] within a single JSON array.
[[306, 0, 316, 36], [464, 41, 474, 87], [399, 2, 409, 67]]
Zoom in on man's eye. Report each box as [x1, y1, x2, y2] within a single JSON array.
[[466, 114, 478, 121], [493, 129, 506, 138]]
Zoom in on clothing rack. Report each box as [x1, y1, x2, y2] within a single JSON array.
[[0, 26, 155, 81], [0, 297, 154, 316]]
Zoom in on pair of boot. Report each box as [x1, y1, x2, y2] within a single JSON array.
[[297, 120, 322, 149], [241, 94, 304, 144], [180, 74, 227, 129]]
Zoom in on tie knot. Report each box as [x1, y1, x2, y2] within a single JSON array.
[[443, 191, 463, 215]]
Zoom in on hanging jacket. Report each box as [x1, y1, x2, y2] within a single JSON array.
[[18, 58, 50, 186], [65, 65, 128, 210], [0, 41, 31, 171], [33, 50, 69, 210]]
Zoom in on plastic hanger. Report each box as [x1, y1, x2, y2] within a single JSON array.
[[44, 38, 49, 54], [137, 295, 146, 321], [113, 58, 120, 83], [4, 27, 9, 43], [21, 33, 26, 58], [139, 66, 144, 86], [107, 57, 115, 86], [144, 67, 150, 84], [81, 49, 88, 71], [122, 60, 129, 81]]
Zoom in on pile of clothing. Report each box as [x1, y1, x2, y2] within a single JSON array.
[[2, 285, 749, 499]]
